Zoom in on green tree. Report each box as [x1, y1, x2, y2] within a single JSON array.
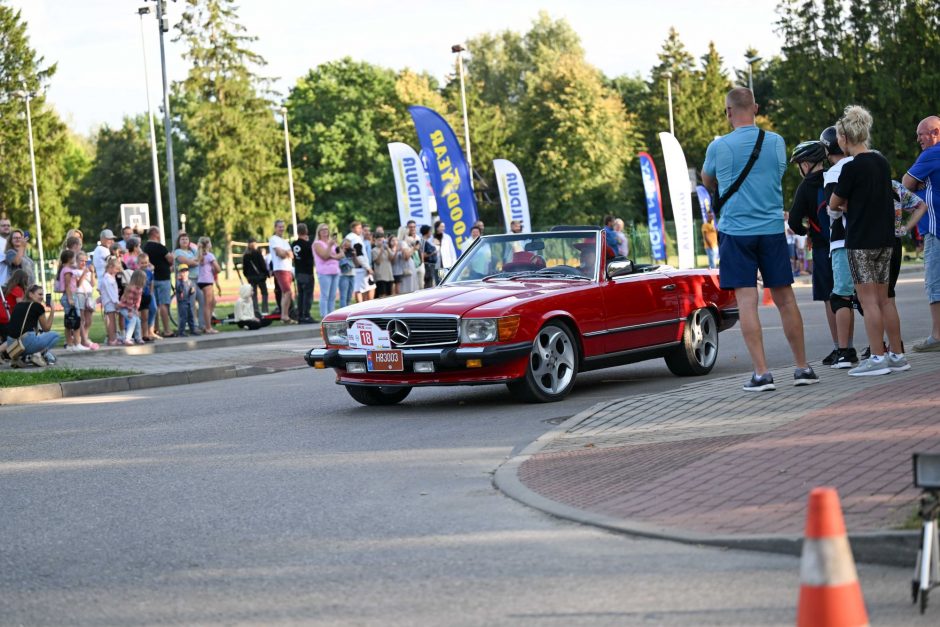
[[456, 13, 642, 227], [515, 51, 640, 225], [287, 58, 404, 231], [71, 115, 163, 234], [0, 2, 83, 254], [174, 0, 291, 260]]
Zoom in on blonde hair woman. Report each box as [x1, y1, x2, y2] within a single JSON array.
[[195, 236, 221, 333], [828, 105, 903, 375]]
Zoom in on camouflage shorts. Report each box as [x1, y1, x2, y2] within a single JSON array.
[[847, 247, 892, 285]]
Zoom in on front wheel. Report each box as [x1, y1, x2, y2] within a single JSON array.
[[665, 308, 719, 376], [507, 322, 578, 403], [345, 385, 412, 406]]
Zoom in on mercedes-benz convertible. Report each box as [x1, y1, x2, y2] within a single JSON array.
[[305, 229, 738, 405]]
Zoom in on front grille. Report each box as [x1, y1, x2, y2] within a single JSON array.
[[349, 317, 459, 347]]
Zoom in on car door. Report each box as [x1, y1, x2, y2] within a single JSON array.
[[599, 268, 681, 353]]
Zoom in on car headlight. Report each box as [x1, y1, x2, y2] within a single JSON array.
[[322, 321, 349, 345], [460, 318, 498, 343]]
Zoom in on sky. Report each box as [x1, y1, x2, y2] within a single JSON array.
[[9, 0, 784, 135]]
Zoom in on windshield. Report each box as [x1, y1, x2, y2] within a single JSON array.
[[444, 231, 601, 284]]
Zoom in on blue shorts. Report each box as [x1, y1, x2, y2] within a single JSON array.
[[153, 280, 172, 306], [830, 248, 853, 297], [811, 242, 833, 301], [718, 232, 793, 289]]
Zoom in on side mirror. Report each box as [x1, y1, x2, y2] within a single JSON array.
[[607, 259, 634, 278]]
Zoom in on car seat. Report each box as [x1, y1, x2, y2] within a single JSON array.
[[502, 251, 547, 273]]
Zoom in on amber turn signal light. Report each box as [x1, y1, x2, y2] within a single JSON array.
[[314, 361, 326, 369], [466, 359, 482, 368], [497, 315, 521, 341]]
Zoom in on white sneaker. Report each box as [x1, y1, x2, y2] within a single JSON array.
[[64, 345, 76, 352], [886, 353, 911, 372], [73, 343, 90, 351], [848, 358, 891, 377], [28, 353, 47, 367]]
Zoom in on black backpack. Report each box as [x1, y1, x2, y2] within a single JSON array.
[[64, 306, 82, 331]]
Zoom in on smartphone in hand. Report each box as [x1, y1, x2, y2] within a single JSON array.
[[45, 293, 52, 307]]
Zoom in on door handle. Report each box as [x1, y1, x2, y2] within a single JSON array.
[[661, 284, 676, 291]]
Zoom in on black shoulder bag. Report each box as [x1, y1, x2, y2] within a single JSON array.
[[712, 129, 765, 218]]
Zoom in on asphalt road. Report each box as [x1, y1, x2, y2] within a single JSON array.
[[0, 277, 932, 625]]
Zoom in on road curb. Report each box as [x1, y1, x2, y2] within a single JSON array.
[[61, 325, 320, 358], [493, 394, 919, 568], [0, 363, 303, 406]]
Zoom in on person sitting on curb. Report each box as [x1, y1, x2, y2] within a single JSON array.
[[5, 284, 58, 368], [234, 283, 264, 330]]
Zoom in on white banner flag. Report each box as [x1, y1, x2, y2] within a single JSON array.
[[493, 159, 531, 233], [388, 142, 433, 229], [658, 132, 696, 269]]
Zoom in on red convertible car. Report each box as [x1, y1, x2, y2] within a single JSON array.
[[306, 229, 738, 405]]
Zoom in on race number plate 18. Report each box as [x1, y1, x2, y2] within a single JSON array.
[[367, 350, 404, 372]]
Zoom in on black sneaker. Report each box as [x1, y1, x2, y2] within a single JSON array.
[[831, 348, 859, 369], [793, 366, 820, 386], [821, 349, 840, 366], [860, 346, 870, 359], [743, 372, 776, 392]]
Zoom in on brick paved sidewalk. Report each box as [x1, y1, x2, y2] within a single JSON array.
[[501, 352, 940, 559]]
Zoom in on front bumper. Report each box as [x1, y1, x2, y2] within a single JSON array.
[[305, 342, 531, 370], [305, 342, 532, 387]]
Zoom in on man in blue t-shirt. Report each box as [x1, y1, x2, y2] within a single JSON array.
[[702, 87, 817, 391], [902, 115, 940, 351]]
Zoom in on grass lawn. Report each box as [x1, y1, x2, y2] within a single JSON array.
[[0, 368, 139, 388]]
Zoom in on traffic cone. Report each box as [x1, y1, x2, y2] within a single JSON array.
[[797, 487, 869, 627], [762, 287, 774, 306]]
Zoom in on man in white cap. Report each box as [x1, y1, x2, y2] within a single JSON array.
[[92, 229, 115, 284]]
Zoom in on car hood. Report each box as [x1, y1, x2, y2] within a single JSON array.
[[325, 281, 583, 320]]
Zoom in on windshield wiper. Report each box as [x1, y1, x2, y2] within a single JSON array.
[[508, 270, 592, 281]]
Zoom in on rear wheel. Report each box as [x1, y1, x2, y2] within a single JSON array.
[[345, 385, 412, 406], [665, 308, 719, 376], [507, 322, 578, 403]]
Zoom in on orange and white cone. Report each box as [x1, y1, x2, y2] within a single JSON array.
[[762, 287, 774, 306], [797, 487, 869, 627]]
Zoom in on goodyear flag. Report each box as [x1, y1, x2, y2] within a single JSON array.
[[638, 152, 667, 261], [493, 159, 531, 233], [388, 142, 434, 229], [408, 106, 479, 252], [658, 133, 696, 270]]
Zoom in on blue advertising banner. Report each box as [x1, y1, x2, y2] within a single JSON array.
[[638, 152, 667, 261], [408, 106, 478, 252], [696, 184, 712, 223]]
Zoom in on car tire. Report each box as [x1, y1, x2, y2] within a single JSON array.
[[665, 307, 719, 376], [345, 385, 412, 406], [507, 322, 578, 403]]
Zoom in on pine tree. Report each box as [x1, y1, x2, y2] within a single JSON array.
[[174, 0, 290, 259], [0, 3, 83, 253]]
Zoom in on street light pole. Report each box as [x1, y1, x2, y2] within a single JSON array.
[[745, 55, 762, 93], [451, 44, 473, 189], [155, 0, 179, 246], [16, 85, 46, 290], [280, 107, 298, 240], [138, 6, 165, 244], [663, 71, 675, 136]]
